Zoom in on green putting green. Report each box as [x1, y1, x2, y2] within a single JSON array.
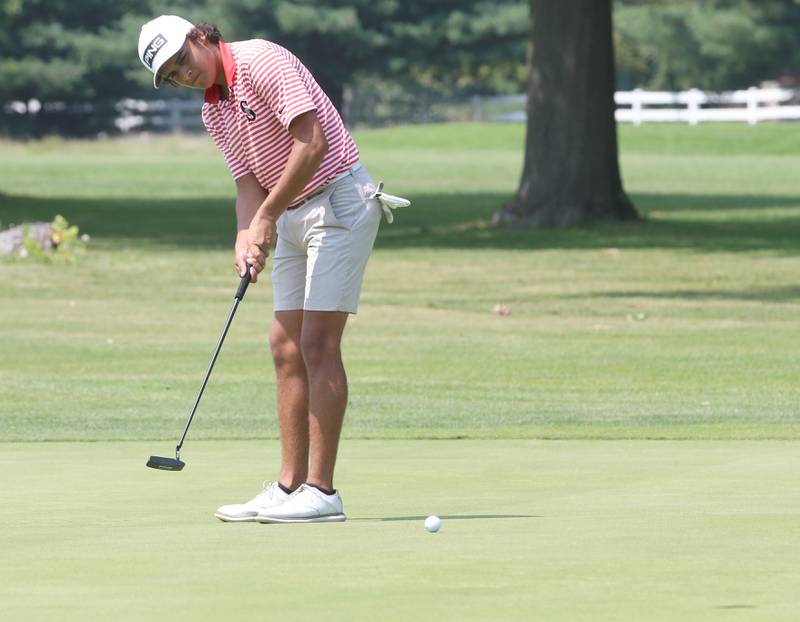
[[2, 440, 798, 621]]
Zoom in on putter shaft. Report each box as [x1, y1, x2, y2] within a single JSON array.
[[174, 267, 252, 459]]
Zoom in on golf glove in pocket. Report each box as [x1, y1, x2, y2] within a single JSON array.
[[369, 182, 411, 224]]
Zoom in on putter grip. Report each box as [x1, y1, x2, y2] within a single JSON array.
[[235, 265, 252, 300]]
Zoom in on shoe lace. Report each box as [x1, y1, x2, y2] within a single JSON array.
[[288, 483, 309, 497], [252, 481, 278, 502]]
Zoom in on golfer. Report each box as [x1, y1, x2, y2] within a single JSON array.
[[138, 15, 407, 523]]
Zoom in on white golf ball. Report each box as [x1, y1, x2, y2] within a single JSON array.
[[424, 515, 441, 533]]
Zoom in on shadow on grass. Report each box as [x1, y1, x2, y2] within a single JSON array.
[[598, 286, 800, 303], [0, 194, 235, 249], [350, 514, 538, 522], [3, 191, 800, 253]]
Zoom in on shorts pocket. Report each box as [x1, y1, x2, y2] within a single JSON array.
[[322, 194, 349, 229], [301, 194, 348, 251], [329, 179, 369, 230]]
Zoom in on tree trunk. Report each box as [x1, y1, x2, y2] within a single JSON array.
[[495, 0, 638, 227]]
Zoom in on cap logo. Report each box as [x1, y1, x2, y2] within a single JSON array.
[[143, 34, 167, 69]]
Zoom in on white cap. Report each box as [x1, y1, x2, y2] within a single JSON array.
[[138, 15, 194, 88]]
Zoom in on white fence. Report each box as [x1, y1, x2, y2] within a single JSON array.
[[6, 87, 799, 134], [473, 87, 800, 124], [115, 98, 203, 132]]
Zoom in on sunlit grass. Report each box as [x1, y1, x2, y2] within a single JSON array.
[[2, 123, 800, 440]]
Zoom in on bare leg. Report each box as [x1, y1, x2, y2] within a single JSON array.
[[300, 310, 349, 491], [269, 310, 309, 490]]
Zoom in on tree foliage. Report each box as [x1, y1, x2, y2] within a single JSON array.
[[214, 0, 527, 108], [1, 0, 799, 136], [0, 0, 155, 101], [615, 0, 800, 89], [3, 0, 799, 102], [0, 0, 528, 134]]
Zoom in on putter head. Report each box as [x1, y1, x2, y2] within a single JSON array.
[[146, 455, 185, 471]]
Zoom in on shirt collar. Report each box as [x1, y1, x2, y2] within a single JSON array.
[[204, 41, 236, 104]]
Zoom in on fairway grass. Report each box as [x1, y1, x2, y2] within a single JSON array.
[[3, 124, 800, 440], [2, 440, 798, 621]]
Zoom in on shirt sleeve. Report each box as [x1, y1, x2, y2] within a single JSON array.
[[201, 104, 250, 180], [249, 48, 317, 131]]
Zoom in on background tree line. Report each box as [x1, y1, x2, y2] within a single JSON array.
[[1, 0, 798, 137]]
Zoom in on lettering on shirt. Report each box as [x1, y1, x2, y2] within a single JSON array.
[[240, 101, 256, 121]]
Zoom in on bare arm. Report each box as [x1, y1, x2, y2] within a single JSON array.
[[245, 111, 328, 273], [234, 174, 268, 281]]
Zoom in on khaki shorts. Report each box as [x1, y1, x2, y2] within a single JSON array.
[[272, 164, 382, 314]]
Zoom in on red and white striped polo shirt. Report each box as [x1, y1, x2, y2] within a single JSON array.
[[201, 40, 359, 206]]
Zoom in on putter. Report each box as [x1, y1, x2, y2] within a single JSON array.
[[147, 266, 252, 471]]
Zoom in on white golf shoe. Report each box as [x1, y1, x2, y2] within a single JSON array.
[[256, 484, 346, 523], [214, 481, 291, 522]]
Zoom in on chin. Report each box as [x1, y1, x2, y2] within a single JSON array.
[[202, 76, 217, 90], [187, 74, 208, 90]]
